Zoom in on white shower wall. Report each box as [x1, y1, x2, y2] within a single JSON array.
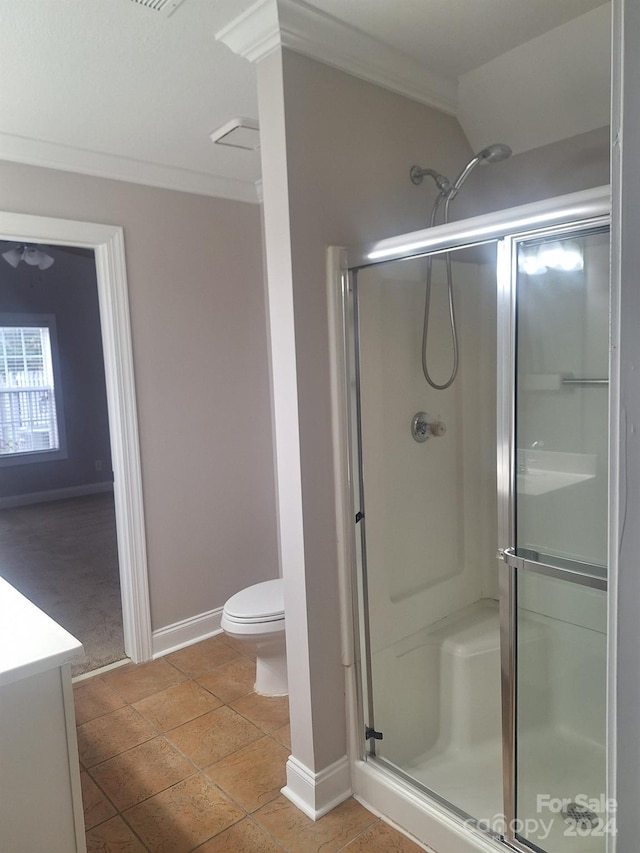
[[357, 252, 498, 648]]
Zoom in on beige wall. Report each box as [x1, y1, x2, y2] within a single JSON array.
[[472, 125, 610, 214], [0, 161, 279, 630]]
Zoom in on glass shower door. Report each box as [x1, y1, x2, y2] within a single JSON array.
[[506, 226, 610, 853], [351, 243, 502, 824]]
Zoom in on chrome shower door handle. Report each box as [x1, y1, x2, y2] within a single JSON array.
[[497, 547, 524, 569], [497, 547, 606, 590]]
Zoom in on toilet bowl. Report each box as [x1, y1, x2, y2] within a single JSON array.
[[221, 578, 287, 696]]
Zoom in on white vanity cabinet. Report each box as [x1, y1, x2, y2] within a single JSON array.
[[0, 577, 86, 853]]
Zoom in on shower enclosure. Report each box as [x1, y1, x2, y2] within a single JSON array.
[[336, 187, 611, 853]]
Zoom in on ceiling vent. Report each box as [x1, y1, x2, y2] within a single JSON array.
[[128, 0, 187, 16], [210, 118, 260, 151]]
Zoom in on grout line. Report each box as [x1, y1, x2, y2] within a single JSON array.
[[245, 813, 289, 851], [118, 807, 154, 852], [335, 817, 380, 851]]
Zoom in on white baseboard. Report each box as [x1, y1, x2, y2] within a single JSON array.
[[152, 607, 223, 658], [282, 754, 352, 820], [0, 481, 113, 510]]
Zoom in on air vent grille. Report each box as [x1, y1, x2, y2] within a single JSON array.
[[210, 118, 260, 151], [129, 0, 187, 16]]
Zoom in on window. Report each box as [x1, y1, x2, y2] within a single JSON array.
[[0, 315, 67, 464]]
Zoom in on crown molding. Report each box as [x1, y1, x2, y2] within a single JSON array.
[[216, 0, 458, 115], [215, 0, 281, 63], [0, 131, 261, 204]]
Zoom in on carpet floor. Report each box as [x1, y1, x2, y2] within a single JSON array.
[[0, 492, 126, 676]]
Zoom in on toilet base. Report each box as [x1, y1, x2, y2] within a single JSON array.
[[221, 622, 289, 697], [254, 635, 288, 696]]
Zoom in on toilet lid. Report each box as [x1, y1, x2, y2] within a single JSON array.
[[223, 578, 284, 623]]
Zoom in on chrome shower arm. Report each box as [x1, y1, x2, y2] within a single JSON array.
[[410, 166, 451, 193]]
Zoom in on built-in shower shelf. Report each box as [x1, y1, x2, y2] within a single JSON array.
[[517, 450, 597, 496], [518, 469, 595, 495]]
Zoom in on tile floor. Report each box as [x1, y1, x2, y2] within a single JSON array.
[[74, 633, 425, 852]]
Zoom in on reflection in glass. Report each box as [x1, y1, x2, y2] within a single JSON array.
[[515, 229, 609, 570]]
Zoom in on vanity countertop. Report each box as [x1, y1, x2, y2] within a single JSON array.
[[0, 576, 83, 687]]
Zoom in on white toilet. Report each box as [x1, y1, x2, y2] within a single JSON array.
[[221, 578, 287, 696]]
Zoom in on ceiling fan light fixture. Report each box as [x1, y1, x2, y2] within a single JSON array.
[[1, 247, 22, 268], [37, 252, 55, 270], [1, 245, 55, 271], [23, 247, 42, 266]]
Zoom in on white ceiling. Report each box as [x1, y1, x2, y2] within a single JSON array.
[[307, 0, 605, 78], [0, 0, 610, 203]]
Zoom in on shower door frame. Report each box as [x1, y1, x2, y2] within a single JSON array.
[[334, 185, 613, 853]]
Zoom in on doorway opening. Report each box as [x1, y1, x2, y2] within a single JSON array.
[[0, 211, 151, 671], [0, 242, 124, 674]]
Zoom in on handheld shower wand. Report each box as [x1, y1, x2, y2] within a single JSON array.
[[446, 143, 512, 200], [411, 143, 512, 390]]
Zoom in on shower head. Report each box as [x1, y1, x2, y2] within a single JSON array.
[[450, 142, 512, 196], [478, 143, 512, 164]]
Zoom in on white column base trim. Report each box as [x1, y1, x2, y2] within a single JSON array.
[[281, 754, 352, 821], [152, 608, 223, 658]]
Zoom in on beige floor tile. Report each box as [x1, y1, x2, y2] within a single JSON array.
[[77, 706, 156, 768], [124, 775, 243, 853], [272, 723, 291, 751], [341, 820, 427, 852], [85, 815, 147, 852], [196, 656, 256, 703], [218, 633, 257, 659], [167, 705, 261, 767], [90, 736, 196, 811], [166, 635, 240, 678], [205, 736, 288, 812], [74, 678, 126, 726], [133, 680, 222, 731], [195, 817, 285, 852], [254, 795, 377, 853], [81, 770, 117, 830], [102, 658, 186, 704], [230, 692, 289, 733]]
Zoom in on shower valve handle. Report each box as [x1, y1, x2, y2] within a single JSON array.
[[411, 412, 446, 443]]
